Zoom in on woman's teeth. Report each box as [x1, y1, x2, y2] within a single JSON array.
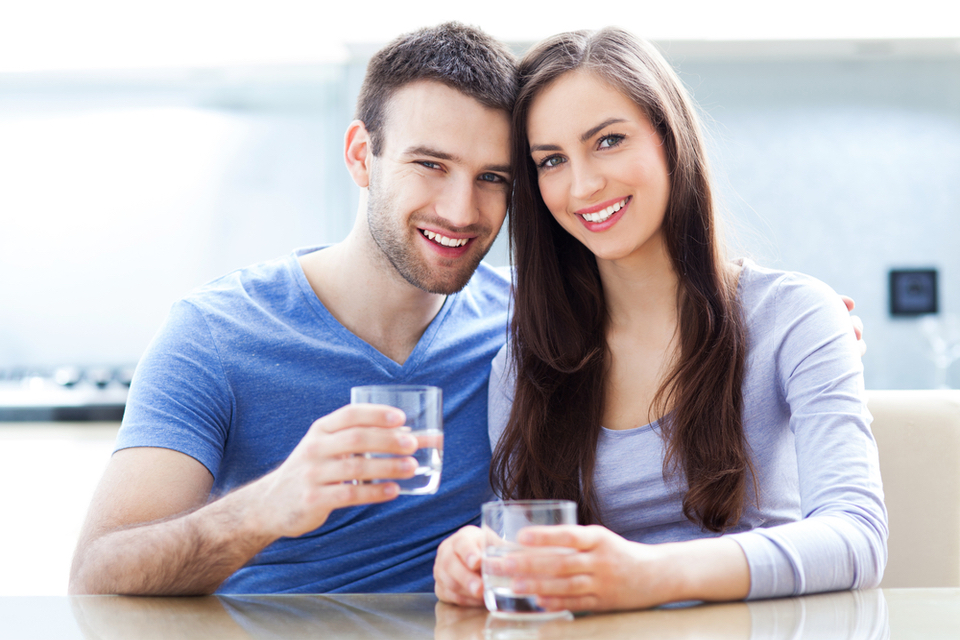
[[582, 197, 628, 223], [421, 229, 468, 247]]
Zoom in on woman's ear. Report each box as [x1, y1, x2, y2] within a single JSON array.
[[344, 120, 372, 188]]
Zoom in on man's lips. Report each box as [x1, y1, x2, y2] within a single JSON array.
[[419, 228, 471, 248]]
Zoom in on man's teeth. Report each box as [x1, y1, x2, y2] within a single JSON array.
[[582, 197, 628, 223], [421, 230, 469, 247]]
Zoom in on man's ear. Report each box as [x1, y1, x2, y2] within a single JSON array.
[[344, 120, 372, 188]]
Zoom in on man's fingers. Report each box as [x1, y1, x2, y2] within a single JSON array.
[[314, 454, 418, 485], [304, 426, 419, 459], [311, 404, 406, 434], [323, 481, 401, 508]]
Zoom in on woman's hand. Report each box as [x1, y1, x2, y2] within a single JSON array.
[[502, 524, 667, 612], [434, 525, 485, 607], [507, 524, 750, 613]]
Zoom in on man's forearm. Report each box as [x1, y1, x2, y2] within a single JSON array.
[[69, 485, 278, 595]]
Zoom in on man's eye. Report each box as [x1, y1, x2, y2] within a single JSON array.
[[418, 161, 441, 170], [479, 173, 507, 183]]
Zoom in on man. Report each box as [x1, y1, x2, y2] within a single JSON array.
[[69, 22, 517, 595]]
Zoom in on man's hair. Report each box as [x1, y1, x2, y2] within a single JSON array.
[[355, 22, 518, 156]]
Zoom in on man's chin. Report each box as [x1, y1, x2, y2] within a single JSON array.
[[410, 269, 476, 295]]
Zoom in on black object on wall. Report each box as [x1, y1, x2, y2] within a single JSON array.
[[889, 269, 938, 316]]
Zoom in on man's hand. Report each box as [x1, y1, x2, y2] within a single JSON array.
[[70, 403, 420, 595], [840, 295, 866, 356], [434, 525, 485, 607], [249, 403, 420, 538]]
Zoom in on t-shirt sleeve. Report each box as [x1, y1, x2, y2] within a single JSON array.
[[114, 299, 234, 479], [728, 274, 888, 599]]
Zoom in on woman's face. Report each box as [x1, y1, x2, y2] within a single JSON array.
[[526, 70, 671, 265]]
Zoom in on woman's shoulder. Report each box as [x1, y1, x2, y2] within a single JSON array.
[[737, 258, 846, 319]]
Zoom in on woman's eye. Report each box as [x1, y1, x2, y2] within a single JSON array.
[[536, 155, 565, 170], [598, 134, 625, 149]]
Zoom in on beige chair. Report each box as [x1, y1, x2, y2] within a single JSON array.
[[866, 389, 960, 587]]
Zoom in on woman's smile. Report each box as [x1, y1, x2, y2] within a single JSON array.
[[526, 70, 671, 264]]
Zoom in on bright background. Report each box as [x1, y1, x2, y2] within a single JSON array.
[[0, 0, 959, 596]]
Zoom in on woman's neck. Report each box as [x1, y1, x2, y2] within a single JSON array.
[[596, 240, 679, 331]]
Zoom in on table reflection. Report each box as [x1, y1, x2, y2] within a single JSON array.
[[436, 590, 889, 640], [68, 590, 890, 640]]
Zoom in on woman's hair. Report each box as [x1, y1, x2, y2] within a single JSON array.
[[492, 28, 749, 532]]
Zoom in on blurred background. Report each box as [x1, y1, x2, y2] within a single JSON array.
[[1, 0, 958, 595]]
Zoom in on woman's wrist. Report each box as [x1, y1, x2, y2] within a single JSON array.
[[656, 537, 751, 604]]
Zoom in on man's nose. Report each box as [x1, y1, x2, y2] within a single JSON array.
[[435, 177, 480, 228]]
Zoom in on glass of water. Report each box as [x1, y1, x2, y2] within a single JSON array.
[[481, 499, 578, 619], [349, 385, 443, 495]]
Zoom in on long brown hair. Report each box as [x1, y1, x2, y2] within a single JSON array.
[[492, 28, 749, 532]]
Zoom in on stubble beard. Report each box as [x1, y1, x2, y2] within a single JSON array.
[[366, 169, 492, 296]]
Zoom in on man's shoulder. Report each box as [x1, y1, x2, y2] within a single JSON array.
[[461, 261, 512, 299], [181, 250, 304, 313]]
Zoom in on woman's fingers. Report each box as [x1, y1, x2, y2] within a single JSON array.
[[435, 527, 485, 607], [517, 524, 599, 550]]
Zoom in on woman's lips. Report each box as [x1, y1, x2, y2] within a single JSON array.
[[577, 196, 630, 229]]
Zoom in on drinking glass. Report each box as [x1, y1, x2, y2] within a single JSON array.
[[481, 499, 578, 619], [350, 385, 443, 495]]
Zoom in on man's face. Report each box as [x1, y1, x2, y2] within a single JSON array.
[[365, 81, 511, 295]]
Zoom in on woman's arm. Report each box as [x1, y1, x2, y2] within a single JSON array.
[[726, 271, 887, 599], [499, 524, 749, 612]]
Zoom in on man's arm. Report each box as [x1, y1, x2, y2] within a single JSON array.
[[69, 404, 420, 595]]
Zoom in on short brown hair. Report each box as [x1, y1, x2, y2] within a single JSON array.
[[355, 22, 518, 155]]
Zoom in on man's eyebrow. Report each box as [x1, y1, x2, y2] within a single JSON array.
[[401, 145, 458, 162], [484, 164, 511, 175]]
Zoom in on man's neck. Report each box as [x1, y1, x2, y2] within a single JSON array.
[[298, 233, 447, 366]]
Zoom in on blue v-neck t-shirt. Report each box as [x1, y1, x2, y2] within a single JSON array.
[[115, 246, 511, 593]]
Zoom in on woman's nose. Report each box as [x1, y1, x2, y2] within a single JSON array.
[[569, 161, 604, 201]]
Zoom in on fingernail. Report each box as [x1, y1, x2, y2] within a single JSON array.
[[512, 580, 529, 593], [466, 553, 480, 569], [388, 410, 405, 424], [400, 458, 417, 471], [383, 483, 399, 496], [469, 579, 482, 595], [399, 435, 418, 449]]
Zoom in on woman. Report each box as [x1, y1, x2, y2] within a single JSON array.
[[434, 28, 886, 612]]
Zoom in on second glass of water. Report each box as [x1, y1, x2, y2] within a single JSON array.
[[349, 385, 443, 495], [481, 499, 578, 619]]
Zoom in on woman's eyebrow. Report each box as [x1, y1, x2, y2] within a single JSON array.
[[530, 117, 629, 154], [529, 143, 561, 154], [580, 118, 627, 143]]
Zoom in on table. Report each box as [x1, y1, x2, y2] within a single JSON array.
[[2, 589, 958, 639]]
